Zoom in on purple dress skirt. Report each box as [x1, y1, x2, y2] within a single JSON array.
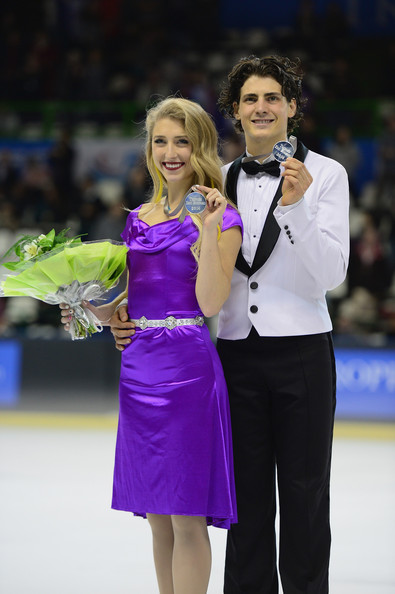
[[111, 204, 242, 529]]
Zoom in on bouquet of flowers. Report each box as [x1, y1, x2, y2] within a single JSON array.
[[0, 228, 128, 339]]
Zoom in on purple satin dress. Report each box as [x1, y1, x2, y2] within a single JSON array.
[[111, 204, 242, 529]]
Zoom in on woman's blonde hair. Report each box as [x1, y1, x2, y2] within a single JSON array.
[[145, 96, 226, 262]]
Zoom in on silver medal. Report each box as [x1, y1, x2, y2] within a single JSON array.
[[184, 191, 207, 214], [272, 140, 294, 162]]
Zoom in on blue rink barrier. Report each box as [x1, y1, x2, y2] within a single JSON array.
[[0, 339, 394, 420], [0, 341, 22, 405], [335, 348, 395, 421]]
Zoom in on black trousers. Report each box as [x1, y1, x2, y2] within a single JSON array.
[[217, 329, 336, 594]]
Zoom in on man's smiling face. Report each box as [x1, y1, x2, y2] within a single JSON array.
[[233, 75, 296, 156]]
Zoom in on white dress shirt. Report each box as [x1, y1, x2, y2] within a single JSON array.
[[217, 147, 350, 339]]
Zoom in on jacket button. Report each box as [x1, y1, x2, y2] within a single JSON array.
[[250, 305, 258, 313], [286, 230, 291, 235], [284, 225, 289, 229], [250, 281, 258, 290]]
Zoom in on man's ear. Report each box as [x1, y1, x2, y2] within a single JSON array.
[[288, 98, 297, 119], [233, 101, 240, 120]]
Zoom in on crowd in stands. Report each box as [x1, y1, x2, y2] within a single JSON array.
[[0, 0, 394, 343]]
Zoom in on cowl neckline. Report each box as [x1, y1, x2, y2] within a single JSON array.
[[122, 209, 198, 253]]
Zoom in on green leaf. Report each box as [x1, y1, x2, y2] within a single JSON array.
[[45, 229, 56, 245], [1, 234, 35, 261], [2, 261, 20, 271]]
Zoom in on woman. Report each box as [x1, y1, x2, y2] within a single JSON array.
[[60, 97, 242, 594]]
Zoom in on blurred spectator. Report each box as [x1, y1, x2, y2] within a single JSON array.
[[0, 201, 19, 232], [324, 57, 358, 100], [336, 287, 382, 335], [16, 155, 57, 225], [298, 113, 323, 154], [18, 54, 44, 100], [107, 71, 138, 100], [0, 150, 20, 196], [325, 125, 361, 202], [1, 27, 24, 99], [48, 127, 77, 209], [79, 0, 106, 46], [75, 173, 105, 237], [123, 162, 150, 211], [293, 0, 321, 54], [321, 1, 350, 47], [56, 50, 85, 100], [82, 47, 106, 100], [0, 296, 7, 333], [348, 212, 393, 301], [380, 296, 395, 337], [179, 65, 217, 116], [90, 200, 128, 241], [135, 66, 172, 105], [375, 112, 395, 209], [220, 132, 245, 165], [29, 30, 58, 98], [381, 40, 395, 98]]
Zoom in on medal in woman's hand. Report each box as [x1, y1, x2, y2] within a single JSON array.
[[184, 189, 207, 215]]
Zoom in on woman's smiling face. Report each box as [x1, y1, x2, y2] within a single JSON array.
[[152, 117, 195, 186]]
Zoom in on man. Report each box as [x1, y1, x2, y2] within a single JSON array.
[[110, 55, 350, 594], [215, 55, 349, 594]]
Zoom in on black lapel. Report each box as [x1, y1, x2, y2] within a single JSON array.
[[225, 155, 251, 276], [225, 141, 308, 277], [250, 178, 284, 274], [225, 154, 243, 206], [251, 140, 308, 274]]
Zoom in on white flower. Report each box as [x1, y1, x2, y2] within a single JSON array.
[[23, 241, 43, 260]]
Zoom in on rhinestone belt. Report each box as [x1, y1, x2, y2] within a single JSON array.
[[130, 315, 204, 330]]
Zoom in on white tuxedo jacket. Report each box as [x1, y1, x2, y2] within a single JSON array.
[[217, 147, 350, 339]]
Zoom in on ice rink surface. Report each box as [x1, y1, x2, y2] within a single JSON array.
[[0, 401, 394, 594]]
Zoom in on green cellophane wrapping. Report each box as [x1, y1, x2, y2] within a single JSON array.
[[0, 240, 128, 339], [0, 241, 127, 299]]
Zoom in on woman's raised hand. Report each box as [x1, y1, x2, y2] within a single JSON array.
[[193, 185, 227, 230]]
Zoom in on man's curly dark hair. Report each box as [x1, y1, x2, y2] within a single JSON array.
[[218, 55, 307, 134]]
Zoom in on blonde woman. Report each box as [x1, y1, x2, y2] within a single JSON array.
[[61, 97, 242, 594]]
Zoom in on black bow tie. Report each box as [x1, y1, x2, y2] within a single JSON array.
[[241, 158, 281, 177]]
